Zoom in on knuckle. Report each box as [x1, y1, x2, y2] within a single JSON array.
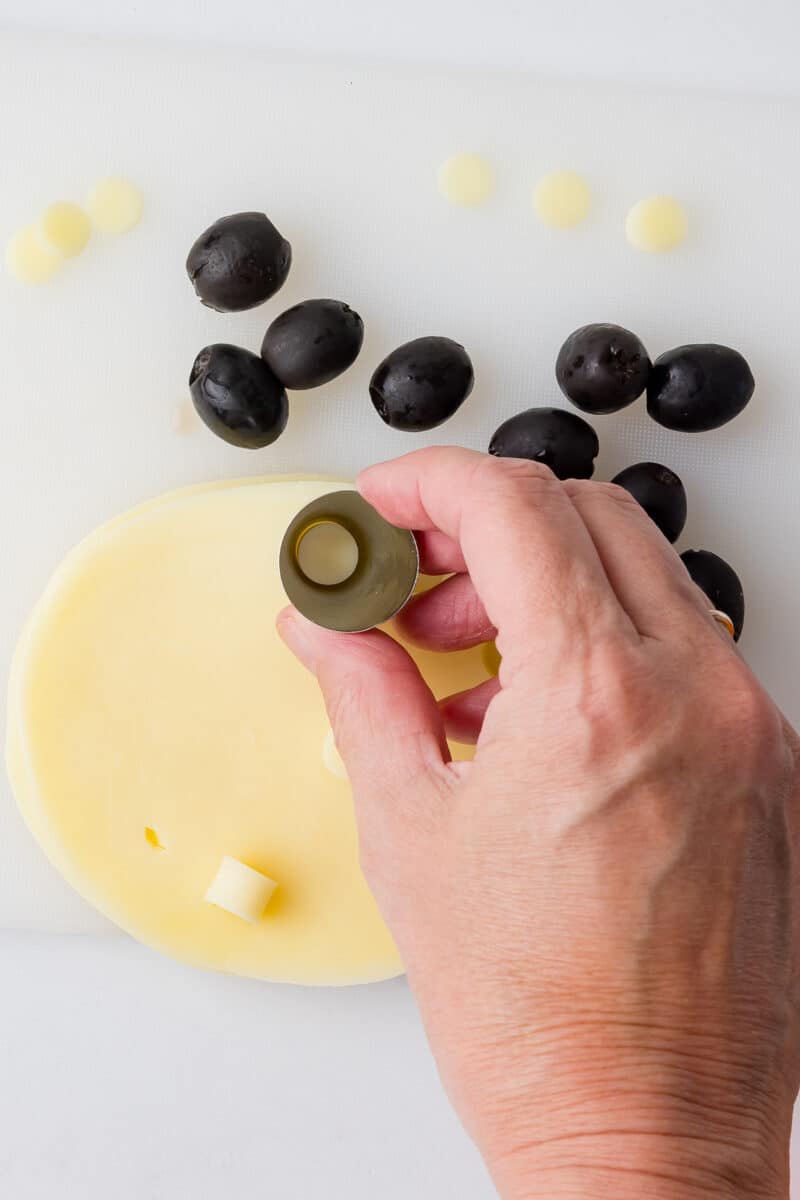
[[712, 667, 783, 762], [561, 477, 592, 500], [597, 481, 642, 512], [565, 479, 644, 518], [476, 453, 561, 503], [485, 452, 556, 485], [575, 638, 649, 734]]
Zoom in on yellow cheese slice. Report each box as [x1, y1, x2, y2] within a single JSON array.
[[6, 477, 484, 985]]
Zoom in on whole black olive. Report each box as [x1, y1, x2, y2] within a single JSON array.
[[611, 462, 687, 543], [186, 212, 292, 313], [261, 299, 364, 390], [556, 323, 650, 414], [647, 344, 754, 432], [189, 344, 288, 448], [369, 336, 474, 431], [489, 407, 599, 480], [681, 549, 745, 641]]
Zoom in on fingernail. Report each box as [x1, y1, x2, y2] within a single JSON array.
[[276, 608, 317, 674]]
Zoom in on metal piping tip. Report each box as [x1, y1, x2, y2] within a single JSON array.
[[279, 490, 419, 633]]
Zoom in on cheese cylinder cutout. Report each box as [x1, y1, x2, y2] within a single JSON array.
[[205, 856, 278, 923]]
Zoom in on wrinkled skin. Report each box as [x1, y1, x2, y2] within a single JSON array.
[[279, 448, 800, 1200]]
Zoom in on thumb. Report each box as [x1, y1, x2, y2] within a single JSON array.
[[276, 607, 452, 813]]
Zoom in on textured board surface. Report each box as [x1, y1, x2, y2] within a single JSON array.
[[2, 32, 800, 931]]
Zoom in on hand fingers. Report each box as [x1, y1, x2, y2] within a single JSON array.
[[359, 448, 633, 673], [397, 573, 496, 652], [415, 529, 467, 576], [563, 481, 726, 641], [439, 677, 501, 744], [276, 608, 454, 825]]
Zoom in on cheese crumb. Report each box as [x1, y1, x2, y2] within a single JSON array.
[[323, 727, 348, 780]]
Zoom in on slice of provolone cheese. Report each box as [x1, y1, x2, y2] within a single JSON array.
[[6, 477, 484, 985]]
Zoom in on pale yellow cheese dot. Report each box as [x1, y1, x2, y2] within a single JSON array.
[[626, 196, 688, 253], [40, 202, 91, 257], [204, 856, 278, 923], [322, 727, 348, 781], [5, 224, 63, 284], [86, 176, 144, 234], [533, 170, 592, 229], [437, 153, 495, 208]]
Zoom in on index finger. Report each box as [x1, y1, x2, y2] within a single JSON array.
[[358, 447, 633, 663]]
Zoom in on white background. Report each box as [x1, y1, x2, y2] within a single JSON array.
[[1, 3, 800, 1197], [3, 0, 800, 97]]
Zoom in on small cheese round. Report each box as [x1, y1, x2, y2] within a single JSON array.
[[322, 728, 348, 781], [626, 196, 688, 253], [5, 224, 63, 283], [533, 171, 592, 229], [87, 177, 144, 234], [437, 153, 495, 208], [205, 856, 278, 923], [40, 202, 91, 257]]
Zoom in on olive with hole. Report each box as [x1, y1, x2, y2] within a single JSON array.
[[681, 549, 745, 641], [186, 212, 292, 312], [488, 407, 599, 480], [647, 344, 754, 432], [369, 336, 474, 431], [189, 344, 289, 448], [556, 323, 651, 414], [261, 299, 364, 389], [612, 462, 687, 544]]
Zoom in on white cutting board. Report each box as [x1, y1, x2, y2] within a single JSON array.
[[1, 31, 799, 932]]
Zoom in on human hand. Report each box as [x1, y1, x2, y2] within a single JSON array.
[[278, 447, 800, 1200]]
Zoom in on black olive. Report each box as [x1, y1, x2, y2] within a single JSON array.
[[261, 299, 364, 390], [488, 407, 599, 480], [185, 213, 292, 313], [681, 549, 745, 641], [647, 344, 754, 432], [189, 344, 288, 448], [611, 462, 687, 543], [556, 323, 650, 414], [369, 336, 474, 431]]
